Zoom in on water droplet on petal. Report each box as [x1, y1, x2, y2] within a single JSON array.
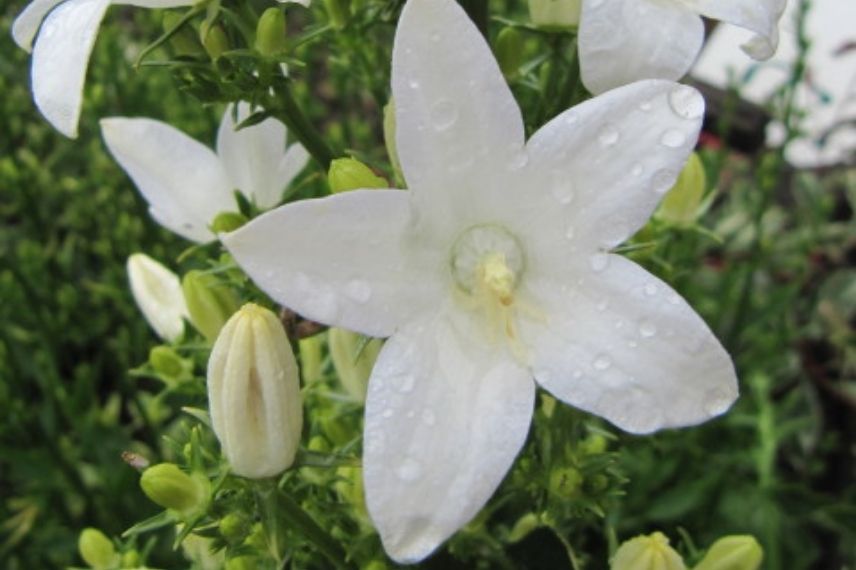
[[703, 388, 733, 416], [668, 85, 705, 120], [631, 163, 644, 177], [598, 123, 620, 147], [660, 129, 687, 148], [590, 253, 610, 272], [639, 320, 657, 338], [422, 409, 436, 425], [564, 225, 575, 240], [396, 457, 423, 481], [563, 111, 579, 125], [382, 409, 393, 419], [345, 279, 372, 303], [408, 78, 420, 89], [551, 177, 575, 205], [573, 370, 583, 379], [593, 354, 612, 371], [398, 374, 416, 393], [649, 168, 677, 194], [639, 100, 653, 112], [508, 150, 529, 170], [644, 283, 658, 296], [430, 99, 458, 131]]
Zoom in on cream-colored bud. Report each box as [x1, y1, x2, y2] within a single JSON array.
[[611, 532, 686, 570], [207, 304, 303, 478], [694, 535, 763, 570], [127, 253, 188, 342]]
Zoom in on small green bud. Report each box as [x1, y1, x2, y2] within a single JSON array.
[[329, 328, 383, 401], [548, 466, 583, 499], [78, 528, 118, 570], [495, 27, 524, 78], [226, 556, 258, 570], [149, 346, 184, 378], [200, 22, 229, 60], [528, 0, 581, 28], [328, 158, 387, 193], [323, 0, 349, 30], [694, 535, 763, 570], [163, 12, 204, 56], [363, 562, 389, 570], [120, 550, 141, 568], [579, 433, 607, 455], [220, 513, 251, 544], [383, 100, 403, 184], [611, 532, 686, 570], [308, 435, 331, 453], [140, 463, 210, 517], [657, 152, 706, 226], [507, 513, 540, 543], [244, 523, 267, 550], [255, 8, 287, 56], [211, 211, 249, 234], [299, 335, 323, 384], [181, 270, 240, 342]]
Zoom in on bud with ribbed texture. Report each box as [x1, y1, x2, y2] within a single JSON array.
[[127, 253, 188, 342], [328, 157, 388, 193], [255, 8, 287, 56], [207, 304, 303, 478], [182, 270, 240, 342], [694, 536, 763, 570], [528, 0, 580, 28], [328, 328, 382, 401], [611, 532, 686, 570], [140, 463, 210, 518], [200, 22, 230, 60], [78, 528, 118, 570]]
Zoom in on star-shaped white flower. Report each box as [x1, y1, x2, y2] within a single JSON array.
[[223, 0, 737, 561], [12, 0, 195, 138], [579, 0, 788, 94], [101, 103, 309, 243]]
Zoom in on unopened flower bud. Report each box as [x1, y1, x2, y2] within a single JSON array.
[[694, 535, 763, 570], [140, 463, 210, 517], [207, 304, 303, 478], [383, 101, 403, 184], [507, 513, 540, 543], [329, 328, 382, 401], [299, 335, 323, 384], [495, 27, 524, 78], [328, 158, 387, 193], [120, 550, 141, 568], [211, 211, 249, 234], [163, 12, 204, 56], [79, 528, 118, 570], [200, 22, 230, 60], [611, 532, 686, 570], [548, 466, 583, 499], [657, 152, 705, 226], [528, 0, 581, 29], [127, 253, 188, 342], [255, 8, 287, 56], [323, 0, 349, 30], [181, 270, 240, 342], [149, 346, 185, 378], [220, 513, 251, 544]]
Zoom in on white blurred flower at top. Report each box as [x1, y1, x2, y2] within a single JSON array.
[[223, 0, 738, 562], [579, 0, 788, 94], [101, 103, 309, 243], [11, 0, 194, 138]]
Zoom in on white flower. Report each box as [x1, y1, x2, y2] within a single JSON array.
[[579, 0, 787, 94], [11, 0, 194, 138], [127, 253, 188, 342], [222, 0, 738, 561], [101, 103, 309, 243]]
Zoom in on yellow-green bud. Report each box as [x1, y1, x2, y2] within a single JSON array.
[[611, 532, 686, 570], [140, 463, 210, 517], [383, 101, 403, 184], [548, 466, 583, 499], [528, 0, 581, 28], [163, 12, 204, 56], [657, 152, 706, 226], [328, 158, 387, 193], [507, 513, 540, 543], [328, 328, 382, 401], [226, 556, 258, 570], [299, 335, 323, 384], [255, 8, 287, 56], [694, 536, 763, 570], [579, 433, 607, 455], [181, 270, 240, 342], [78, 528, 118, 570], [323, 0, 349, 30], [220, 513, 251, 543], [308, 435, 331, 453], [149, 346, 184, 378], [207, 304, 303, 478], [363, 562, 389, 570], [200, 22, 229, 60], [211, 211, 248, 234], [120, 550, 141, 568], [495, 27, 524, 78]]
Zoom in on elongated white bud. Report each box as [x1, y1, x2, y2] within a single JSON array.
[[207, 304, 303, 478], [127, 253, 188, 342]]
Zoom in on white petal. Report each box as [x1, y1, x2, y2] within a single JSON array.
[[222, 190, 444, 338], [12, 0, 66, 51], [127, 253, 188, 341], [521, 255, 737, 434], [216, 103, 308, 209], [579, 0, 704, 94], [521, 80, 703, 267], [116, 0, 194, 7], [364, 310, 534, 562], [30, 0, 110, 138], [683, 0, 787, 60], [392, 0, 526, 237], [276, 0, 310, 5], [101, 117, 236, 243]]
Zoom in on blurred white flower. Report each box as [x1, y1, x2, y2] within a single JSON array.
[[12, 0, 194, 138], [101, 103, 309, 243], [126, 253, 188, 342], [223, 0, 737, 561], [579, 0, 787, 94]]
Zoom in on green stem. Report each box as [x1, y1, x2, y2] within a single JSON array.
[[266, 81, 337, 170]]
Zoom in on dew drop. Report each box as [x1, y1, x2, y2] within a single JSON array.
[[596, 297, 609, 312], [573, 370, 583, 379], [345, 279, 372, 303], [703, 388, 733, 416], [563, 111, 579, 125], [639, 100, 653, 112], [639, 320, 657, 338], [644, 283, 658, 296], [660, 129, 687, 148], [508, 151, 529, 171], [668, 85, 705, 120], [649, 168, 676, 194], [382, 409, 393, 419], [627, 340, 638, 348], [631, 163, 644, 177], [589, 253, 610, 273], [396, 457, 423, 481], [593, 354, 612, 371], [564, 225, 575, 240], [429, 99, 458, 131], [408, 78, 420, 90], [422, 409, 436, 425], [598, 123, 620, 147], [398, 374, 416, 393], [551, 178, 575, 205]]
